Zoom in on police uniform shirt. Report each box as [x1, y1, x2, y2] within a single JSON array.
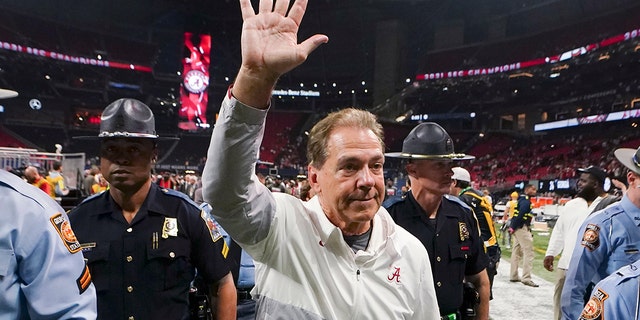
[[0, 169, 97, 319], [68, 183, 231, 320], [580, 259, 640, 320], [562, 194, 640, 319], [386, 192, 488, 314]]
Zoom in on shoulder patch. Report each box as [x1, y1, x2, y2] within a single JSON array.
[[200, 210, 230, 258], [581, 223, 601, 251], [200, 210, 223, 243], [459, 222, 470, 241], [580, 288, 608, 320], [50, 213, 82, 253]]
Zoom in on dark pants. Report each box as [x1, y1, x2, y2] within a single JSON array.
[[486, 245, 501, 300], [237, 298, 256, 320]]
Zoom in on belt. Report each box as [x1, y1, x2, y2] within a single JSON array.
[[440, 311, 460, 320], [237, 290, 252, 300]]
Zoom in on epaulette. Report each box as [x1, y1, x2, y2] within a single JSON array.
[[598, 203, 625, 222], [79, 191, 105, 204], [382, 195, 405, 209], [612, 261, 640, 285], [444, 194, 472, 210], [159, 187, 201, 210]]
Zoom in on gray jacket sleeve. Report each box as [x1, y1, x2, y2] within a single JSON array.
[[201, 94, 276, 256]]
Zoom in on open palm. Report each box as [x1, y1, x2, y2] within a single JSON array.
[[239, 0, 328, 79]]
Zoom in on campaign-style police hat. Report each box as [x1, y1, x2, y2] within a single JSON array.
[[74, 98, 178, 140], [385, 122, 475, 160], [614, 146, 640, 175]]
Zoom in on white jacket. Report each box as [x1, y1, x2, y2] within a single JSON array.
[[545, 196, 603, 269], [202, 94, 439, 319]]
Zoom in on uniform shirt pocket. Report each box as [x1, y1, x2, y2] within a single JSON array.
[[145, 241, 193, 291], [449, 244, 470, 283]]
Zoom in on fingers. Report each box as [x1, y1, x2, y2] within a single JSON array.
[[298, 34, 329, 57], [287, 0, 308, 26], [259, 0, 274, 13], [239, 0, 255, 20], [274, 0, 290, 15]]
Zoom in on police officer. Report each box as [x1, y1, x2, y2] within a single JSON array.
[[69, 98, 236, 320], [201, 202, 256, 320], [579, 259, 640, 320], [562, 145, 640, 319], [451, 166, 500, 300], [385, 122, 490, 320], [0, 169, 97, 319]]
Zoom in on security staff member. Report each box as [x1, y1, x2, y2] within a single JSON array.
[[451, 167, 500, 300], [508, 184, 538, 287], [69, 98, 236, 320], [0, 169, 97, 319], [562, 145, 640, 319], [386, 122, 490, 320], [580, 259, 640, 320]]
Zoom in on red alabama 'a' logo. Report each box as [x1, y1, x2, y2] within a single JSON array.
[[388, 267, 401, 283]]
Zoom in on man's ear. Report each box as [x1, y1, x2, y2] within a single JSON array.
[[308, 165, 321, 193], [628, 171, 639, 188], [405, 163, 416, 178]]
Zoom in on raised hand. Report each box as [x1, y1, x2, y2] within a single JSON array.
[[234, 0, 328, 108]]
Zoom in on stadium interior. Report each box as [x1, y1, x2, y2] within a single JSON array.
[[1, 0, 640, 204]]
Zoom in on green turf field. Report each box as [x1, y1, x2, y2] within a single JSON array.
[[495, 221, 558, 283]]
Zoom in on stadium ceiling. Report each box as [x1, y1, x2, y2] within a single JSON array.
[[0, 0, 638, 112]]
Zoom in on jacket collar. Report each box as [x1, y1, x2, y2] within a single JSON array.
[[87, 183, 172, 218], [305, 196, 401, 259]]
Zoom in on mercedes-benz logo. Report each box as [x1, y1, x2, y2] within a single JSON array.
[[29, 99, 42, 110]]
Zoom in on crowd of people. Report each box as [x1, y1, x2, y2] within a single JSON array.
[[4, 0, 640, 319]]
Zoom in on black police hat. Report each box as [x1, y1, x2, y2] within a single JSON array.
[[385, 122, 475, 160], [74, 98, 178, 141], [615, 146, 640, 175]]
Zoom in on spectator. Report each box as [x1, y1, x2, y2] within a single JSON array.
[[90, 173, 109, 194], [46, 160, 70, 198], [24, 166, 54, 198], [543, 166, 607, 320], [83, 165, 99, 196]]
